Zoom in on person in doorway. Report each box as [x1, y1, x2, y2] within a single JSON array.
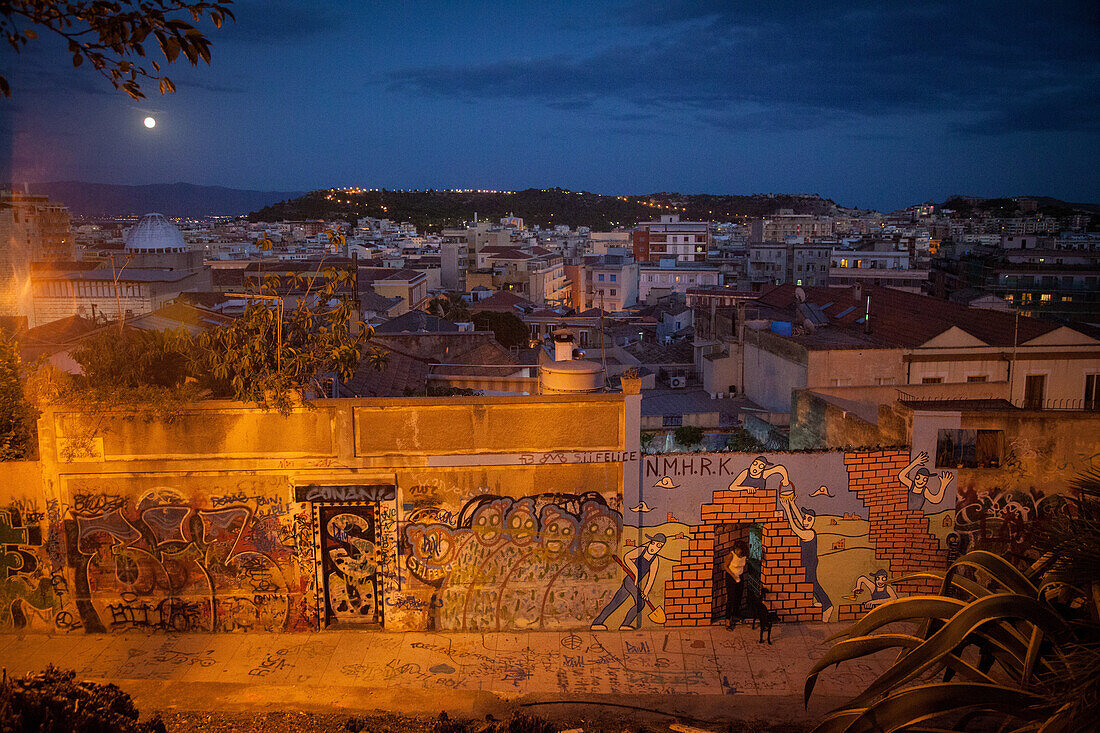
[[591, 533, 666, 630], [723, 540, 750, 628], [779, 494, 833, 622]]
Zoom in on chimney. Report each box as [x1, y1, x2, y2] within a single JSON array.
[[552, 329, 575, 362], [852, 282, 862, 304]]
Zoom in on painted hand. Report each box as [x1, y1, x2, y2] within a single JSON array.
[[916, 451, 929, 465], [940, 471, 953, 484]]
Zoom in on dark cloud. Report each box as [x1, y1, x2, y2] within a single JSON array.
[[389, 1, 1100, 135], [212, 0, 352, 43]]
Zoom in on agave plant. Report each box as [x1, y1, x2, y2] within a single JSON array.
[[805, 469, 1100, 733]]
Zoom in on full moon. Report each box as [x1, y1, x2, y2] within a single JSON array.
[[143, 116, 156, 129]]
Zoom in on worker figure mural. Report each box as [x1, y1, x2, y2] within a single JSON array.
[[634, 449, 955, 627], [590, 533, 667, 630]]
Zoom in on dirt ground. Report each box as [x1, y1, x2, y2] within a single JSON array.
[[155, 710, 813, 733]]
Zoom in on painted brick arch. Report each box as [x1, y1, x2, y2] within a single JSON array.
[[664, 449, 949, 626]]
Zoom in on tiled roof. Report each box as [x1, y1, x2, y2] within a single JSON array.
[[471, 291, 536, 312], [374, 310, 459, 334], [125, 302, 234, 334], [19, 315, 100, 347], [755, 284, 1064, 349]]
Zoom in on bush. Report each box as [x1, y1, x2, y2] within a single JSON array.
[[0, 666, 165, 732], [806, 469, 1100, 732], [674, 425, 705, 447]]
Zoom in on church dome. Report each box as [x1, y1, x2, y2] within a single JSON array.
[[124, 213, 187, 252]]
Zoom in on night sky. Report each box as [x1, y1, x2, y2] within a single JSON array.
[[2, 1, 1098, 211]]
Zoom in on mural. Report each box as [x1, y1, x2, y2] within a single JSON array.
[[631, 449, 952, 626], [4, 437, 1078, 634], [1, 506, 60, 629], [400, 492, 624, 631]]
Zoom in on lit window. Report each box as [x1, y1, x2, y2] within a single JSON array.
[[1040, 294, 1051, 302]]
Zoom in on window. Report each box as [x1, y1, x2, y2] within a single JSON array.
[[1085, 374, 1100, 411], [662, 414, 683, 427], [609, 274, 616, 282], [922, 376, 943, 384], [1024, 374, 1046, 409], [936, 429, 1003, 468], [598, 274, 604, 282], [609, 289, 616, 296], [967, 375, 988, 383]]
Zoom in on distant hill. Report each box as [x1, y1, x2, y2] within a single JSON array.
[[21, 182, 307, 218], [937, 195, 1100, 218], [247, 188, 846, 231]]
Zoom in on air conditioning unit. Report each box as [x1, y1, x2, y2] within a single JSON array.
[[669, 376, 686, 389]]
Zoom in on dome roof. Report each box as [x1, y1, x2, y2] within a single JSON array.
[[124, 213, 187, 251]]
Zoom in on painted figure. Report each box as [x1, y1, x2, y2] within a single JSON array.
[[899, 451, 953, 512], [723, 540, 749, 628], [779, 494, 833, 622], [590, 533, 666, 630], [729, 456, 791, 493], [852, 569, 897, 608]]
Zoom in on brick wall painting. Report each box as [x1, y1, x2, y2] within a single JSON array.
[[630, 450, 951, 627]]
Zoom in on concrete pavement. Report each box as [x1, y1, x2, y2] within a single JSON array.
[[0, 623, 887, 728]]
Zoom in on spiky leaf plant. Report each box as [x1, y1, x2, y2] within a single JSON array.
[[806, 470, 1100, 733]]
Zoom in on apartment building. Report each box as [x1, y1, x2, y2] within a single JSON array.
[[1, 190, 74, 317], [638, 259, 722, 303], [749, 213, 833, 242], [575, 250, 639, 312], [631, 215, 711, 263]]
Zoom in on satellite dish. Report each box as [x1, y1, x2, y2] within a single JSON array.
[[803, 318, 815, 334], [795, 286, 807, 303]]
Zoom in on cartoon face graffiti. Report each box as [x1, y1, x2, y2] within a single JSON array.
[[504, 499, 538, 547], [470, 498, 510, 547], [538, 505, 578, 560], [872, 569, 888, 591], [912, 467, 932, 490], [578, 503, 620, 568], [748, 457, 769, 478]]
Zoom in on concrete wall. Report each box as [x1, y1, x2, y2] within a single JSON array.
[[5, 392, 1081, 635], [1, 396, 637, 634]]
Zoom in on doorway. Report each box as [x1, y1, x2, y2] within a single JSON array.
[[711, 522, 757, 623], [318, 503, 384, 627]]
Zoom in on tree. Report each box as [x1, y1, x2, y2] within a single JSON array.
[[0, 337, 35, 460], [725, 427, 763, 452], [1, 0, 234, 98], [805, 469, 1100, 732], [427, 293, 471, 323], [191, 266, 388, 413], [72, 327, 191, 389], [472, 311, 529, 349]]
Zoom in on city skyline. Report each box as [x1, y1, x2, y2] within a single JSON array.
[[2, 1, 1098, 211]]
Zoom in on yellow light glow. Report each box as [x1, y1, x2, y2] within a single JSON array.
[[143, 116, 156, 128]]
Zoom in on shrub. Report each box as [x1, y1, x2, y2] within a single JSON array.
[[0, 666, 165, 732], [674, 425, 705, 447]]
